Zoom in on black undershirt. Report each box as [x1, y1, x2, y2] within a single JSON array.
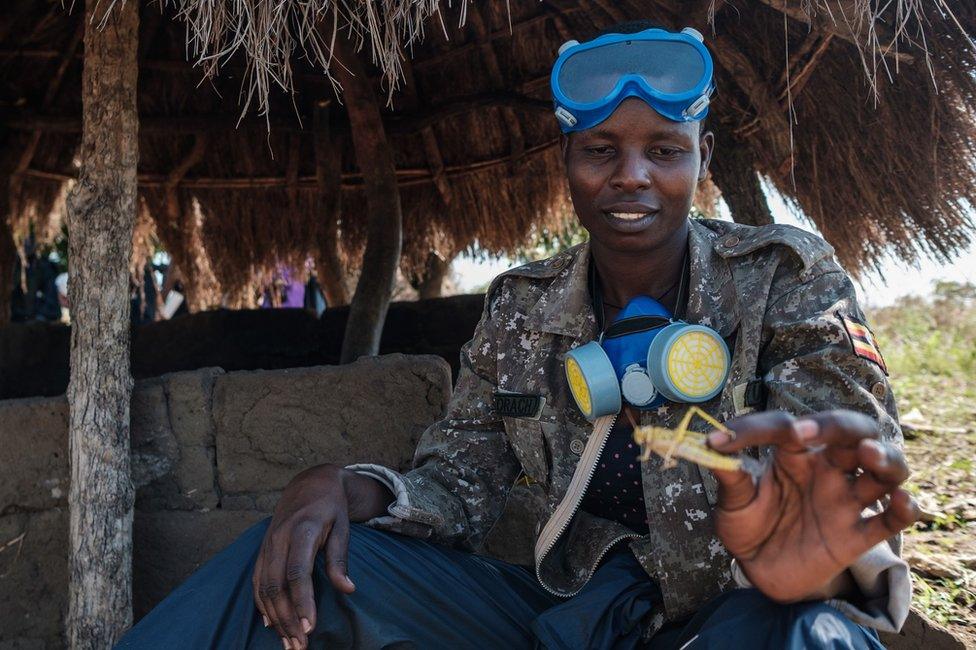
[[581, 417, 649, 535], [580, 250, 690, 536]]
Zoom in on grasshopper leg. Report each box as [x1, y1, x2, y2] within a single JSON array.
[[662, 408, 695, 468]]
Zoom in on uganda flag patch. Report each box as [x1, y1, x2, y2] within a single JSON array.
[[840, 313, 888, 375]]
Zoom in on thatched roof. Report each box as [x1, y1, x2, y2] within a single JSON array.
[[1, 0, 974, 303]]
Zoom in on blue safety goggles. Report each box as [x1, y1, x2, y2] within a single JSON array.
[[551, 27, 715, 133]]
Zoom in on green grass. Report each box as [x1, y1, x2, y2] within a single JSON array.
[[870, 281, 976, 383], [913, 575, 976, 629], [866, 281, 976, 642]]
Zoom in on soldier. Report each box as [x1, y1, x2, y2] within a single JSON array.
[[119, 22, 916, 650]]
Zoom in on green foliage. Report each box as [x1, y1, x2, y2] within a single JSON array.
[[912, 575, 976, 629], [869, 281, 976, 380], [949, 458, 972, 472], [869, 282, 976, 641]]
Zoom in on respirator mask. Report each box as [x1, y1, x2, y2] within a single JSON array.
[[564, 265, 730, 421]]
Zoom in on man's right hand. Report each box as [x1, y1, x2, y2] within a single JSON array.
[[252, 464, 394, 650]]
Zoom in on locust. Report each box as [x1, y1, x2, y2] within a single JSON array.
[[629, 406, 765, 478]]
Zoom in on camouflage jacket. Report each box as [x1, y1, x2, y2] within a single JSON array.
[[349, 218, 911, 635]]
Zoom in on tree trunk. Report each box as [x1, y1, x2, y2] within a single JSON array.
[[336, 39, 402, 362], [709, 130, 775, 226], [412, 252, 450, 300], [64, 1, 138, 647], [313, 104, 350, 307], [0, 182, 15, 327]]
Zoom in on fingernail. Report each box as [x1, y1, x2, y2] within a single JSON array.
[[863, 438, 882, 450], [301, 618, 312, 634], [262, 614, 270, 628], [863, 439, 886, 463], [345, 575, 356, 589], [796, 419, 819, 442], [291, 638, 301, 650], [282, 639, 291, 650], [708, 431, 730, 447]]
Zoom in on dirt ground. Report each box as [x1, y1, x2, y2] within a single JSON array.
[[865, 290, 975, 645], [896, 374, 975, 646]]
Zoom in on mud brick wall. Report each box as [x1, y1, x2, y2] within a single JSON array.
[[0, 354, 468, 647]]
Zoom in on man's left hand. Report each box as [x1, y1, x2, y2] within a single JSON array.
[[707, 410, 919, 603]]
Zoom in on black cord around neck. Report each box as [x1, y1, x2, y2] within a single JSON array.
[[601, 280, 679, 310], [589, 249, 689, 333]]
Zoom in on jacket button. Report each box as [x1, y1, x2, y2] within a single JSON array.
[[570, 439, 585, 455], [723, 235, 740, 247], [871, 382, 887, 400]]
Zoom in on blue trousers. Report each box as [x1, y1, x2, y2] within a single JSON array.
[[117, 519, 885, 649]]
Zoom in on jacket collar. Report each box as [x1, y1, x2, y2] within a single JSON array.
[[523, 219, 740, 341], [684, 218, 740, 339], [522, 241, 597, 341]]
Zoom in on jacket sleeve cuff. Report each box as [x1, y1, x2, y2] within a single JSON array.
[[730, 540, 911, 633], [344, 463, 442, 538], [826, 540, 912, 633]]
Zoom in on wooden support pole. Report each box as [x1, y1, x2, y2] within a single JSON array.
[[412, 252, 450, 300], [161, 133, 208, 311], [64, 1, 138, 647], [710, 34, 794, 177], [0, 146, 19, 328], [336, 37, 403, 363], [708, 129, 774, 226], [313, 104, 351, 307], [398, 49, 455, 297]]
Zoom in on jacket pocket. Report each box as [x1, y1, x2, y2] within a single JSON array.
[[502, 416, 549, 486]]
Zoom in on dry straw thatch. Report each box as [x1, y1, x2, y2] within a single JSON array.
[[0, 0, 974, 306]]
